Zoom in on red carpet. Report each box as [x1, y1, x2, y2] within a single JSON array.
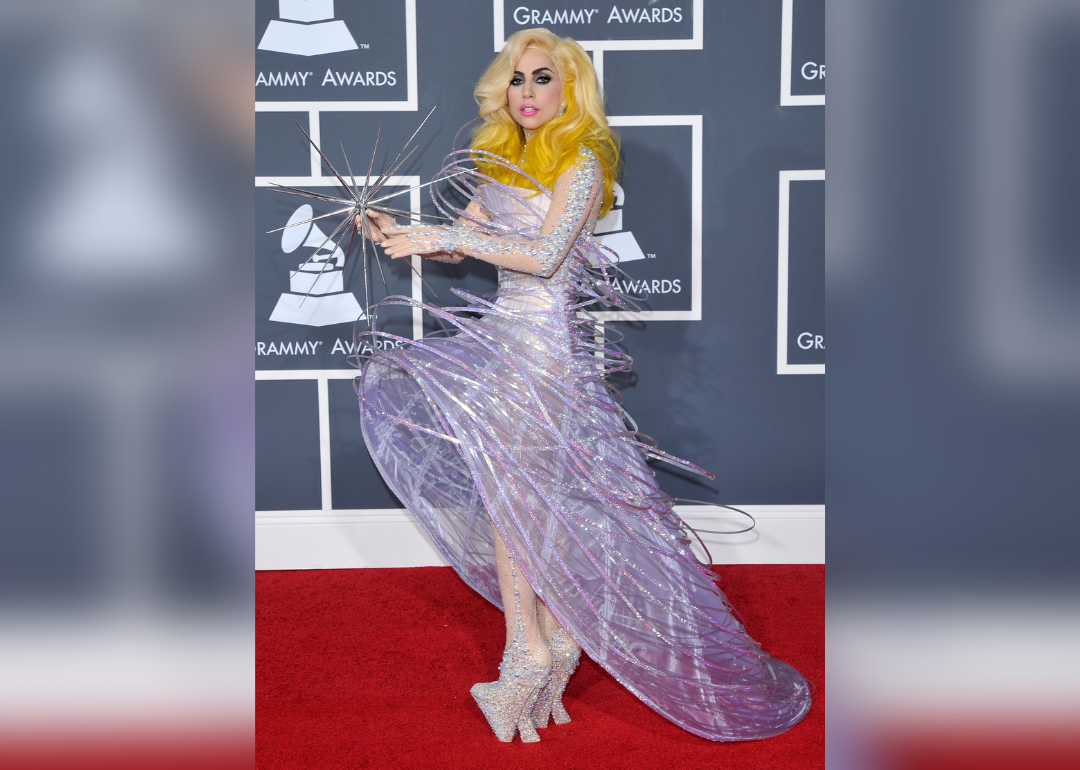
[[257, 565, 823, 769]]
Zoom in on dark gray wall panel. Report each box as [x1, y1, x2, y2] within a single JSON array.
[[328, 378, 403, 510], [255, 380, 321, 510]]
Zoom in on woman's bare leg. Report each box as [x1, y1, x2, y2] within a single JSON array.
[[536, 600, 560, 644], [492, 522, 551, 667], [533, 585, 581, 727]]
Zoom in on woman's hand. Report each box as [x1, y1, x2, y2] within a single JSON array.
[[355, 210, 397, 242], [381, 225, 453, 259]]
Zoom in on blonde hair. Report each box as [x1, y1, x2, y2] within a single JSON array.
[[471, 28, 619, 214]]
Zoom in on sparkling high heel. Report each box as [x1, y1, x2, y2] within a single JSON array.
[[530, 625, 581, 727], [471, 633, 552, 742], [471, 558, 552, 742]]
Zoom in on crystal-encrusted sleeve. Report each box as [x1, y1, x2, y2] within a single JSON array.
[[432, 149, 603, 277]]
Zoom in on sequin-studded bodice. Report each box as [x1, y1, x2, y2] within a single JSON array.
[[433, 147, 605, 320], [478, 184, 556, 299], [475, 181, 598, 325]]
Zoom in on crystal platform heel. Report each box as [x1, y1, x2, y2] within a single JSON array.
[[471, 634, 552, 742], [471, 555, 552, 742], [531, 625, 581, 727]]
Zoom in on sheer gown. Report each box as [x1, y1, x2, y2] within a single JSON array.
[[356, 146, 812, 741]]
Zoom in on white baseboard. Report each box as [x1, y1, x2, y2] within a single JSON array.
[[255, 505, 824, 570]]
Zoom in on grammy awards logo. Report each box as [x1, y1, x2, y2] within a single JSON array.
[[269, 203, 364, 327], [258, 0, 359, 57], [594, 183, 647, 263]]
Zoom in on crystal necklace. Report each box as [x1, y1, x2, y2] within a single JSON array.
[[522, 128, 536, 167]]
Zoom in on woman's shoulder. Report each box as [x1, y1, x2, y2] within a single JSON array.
[[575, 144, 598, 163], [568, 145, 601, 178]]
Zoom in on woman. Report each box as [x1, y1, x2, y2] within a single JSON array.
[[355, 28, 811, 743]]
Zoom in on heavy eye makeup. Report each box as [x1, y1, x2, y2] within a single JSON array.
[[509, 69, 553, 86]]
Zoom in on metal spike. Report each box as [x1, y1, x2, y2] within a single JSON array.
[[340, 143, 362, 202], [289, 214, 350, 277], [293, 119, 357, 201], [361, 212, 372, 330], [298, 209, 353, 305], [362, 124, 381, 202], [339, 223, 359, 294], [266, 205, 354, 234], [361, 219, 388, 293], [268, 184, 352, 205], [368, 220, 388, 290], [368, 106, 435, 196], [270, 108, 443, 330], [352, 204, 386, 289], [406, 257, 439, 299], [367, 145, 418, 199], [369, 204, 452, 222], [368, 169, 468, 206]]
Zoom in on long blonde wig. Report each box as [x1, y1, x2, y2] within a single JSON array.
[[472, 28, 619, 214]]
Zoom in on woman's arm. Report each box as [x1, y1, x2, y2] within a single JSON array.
[[460, 199, 490, 226], [357, 200, 493, 265], [356, 209, 467, 264], [381, 153, 603, 278]]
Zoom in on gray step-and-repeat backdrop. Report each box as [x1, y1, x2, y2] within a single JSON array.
[[255, 0, 823, 516]]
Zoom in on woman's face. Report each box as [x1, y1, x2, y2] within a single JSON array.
[[506, 47, 563, 132]]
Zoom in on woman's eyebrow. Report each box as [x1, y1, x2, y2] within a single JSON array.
[[511, 67, 554, 78]]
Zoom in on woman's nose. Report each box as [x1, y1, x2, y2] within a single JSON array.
[[522, 80, 533, 98]]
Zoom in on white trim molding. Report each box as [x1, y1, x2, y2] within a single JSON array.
[[256, 0, 418, 113], [777, 169, 825, 375], [494, 1, 704, 53], [593, 115, 703, 322], [256, 175, 424, 339], [255, 505, 824, 570], [494, 1, 704, 91], [781, 0, 825, 106]]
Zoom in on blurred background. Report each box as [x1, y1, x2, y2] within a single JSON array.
[[829, 0, 1080, 767], [0, 1, 252, 768]]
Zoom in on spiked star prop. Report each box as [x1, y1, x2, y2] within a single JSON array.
[[266, 106, 456, 327]]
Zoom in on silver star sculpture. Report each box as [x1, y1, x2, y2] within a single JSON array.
[[266, 106, 452, 325]]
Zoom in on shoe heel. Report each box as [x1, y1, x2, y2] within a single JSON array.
[[531, 681, 556, 728], [471, 682, 518, 742], [550, 698, 572, 725], [471, 666, 551, 743], [473, 556, 553, 742], [517, 676, 548, 742], [530, 627, 581, 728], [517, 710, 541, 743]]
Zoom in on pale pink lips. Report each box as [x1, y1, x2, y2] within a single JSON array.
[[519, 103, 539, 116]]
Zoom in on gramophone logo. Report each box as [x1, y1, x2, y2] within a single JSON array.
[[594, 183, 647, 263], [258, 0, 358, 57], [270, 203, 364, 327]]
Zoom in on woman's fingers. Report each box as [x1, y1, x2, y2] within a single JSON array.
[[364, 211, 387, 242], [381, 228, 434, 258], [356, 211, 404, 241], [382, 240, 441, 260], [379, 226, 451, 259], [369, 211, 396, 233], [383, 225, 433, 236], [381, 236, 415, 258], [357, 217, 378, 240]]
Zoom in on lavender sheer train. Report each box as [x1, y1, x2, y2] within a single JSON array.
[[355, 149, 812, 741]]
